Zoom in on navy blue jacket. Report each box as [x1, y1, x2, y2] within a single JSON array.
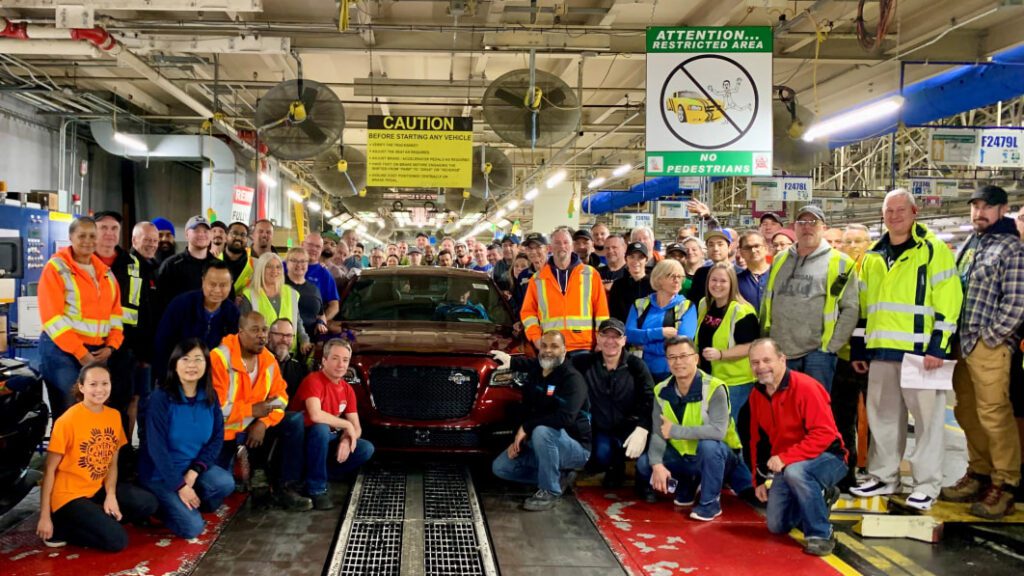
[[138, 386, 224, 492], [152, 290, 239, 378]]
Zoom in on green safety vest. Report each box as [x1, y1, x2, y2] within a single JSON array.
[[244, 284, 299, 350], [695, 300, 756, 386], [859, 223, 962, 354], [121, 252, 142, 327], [761, 248, 854, 353], [655, 371, 742, 457]]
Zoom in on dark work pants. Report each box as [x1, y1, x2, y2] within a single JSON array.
[[51, 484, 158, 552], [832, 358, 867, 487]]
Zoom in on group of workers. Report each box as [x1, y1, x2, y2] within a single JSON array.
[[28, 182, 1024, 559]]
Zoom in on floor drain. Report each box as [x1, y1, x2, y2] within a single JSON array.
[[338, 521, 402, 576], [424, 466, 473, 521], [424, 522, 487, 575]]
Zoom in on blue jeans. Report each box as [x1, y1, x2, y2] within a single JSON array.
[[39, 332, 95, 420], [636, 440, 752, 513], [145, 465, 234, 539], [492, 426, 590, 495], [766, 451, 847, 540], [786, 351, 838, 394], [304, 423, 375, 495], [589, 430, 627, 471], [727, 383, 754, 424], [216, 411, 305, 487]]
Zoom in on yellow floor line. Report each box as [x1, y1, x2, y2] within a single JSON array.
[[787, 529, 865, 576], [834, 532, 899, 574], [874, 545, 939, 576]]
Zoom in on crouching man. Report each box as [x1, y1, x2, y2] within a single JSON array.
[[290, 338, 375, 510], [491, 331, 591, 511], [636, 336, 752, 521], [748, 338, 847, 556]]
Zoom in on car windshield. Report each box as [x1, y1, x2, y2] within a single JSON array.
[[341, 273, 513, 325]]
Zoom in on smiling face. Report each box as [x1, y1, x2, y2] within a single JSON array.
[[95, 216, 121, 254], [226, 224, 249, 254], [158, 229, 175, 253], [322, 343, 352, 382], [665, 340, 698, 382], [595, 328, 626, 358], [78, 366, 112, 408], [707, 267, 732, 302], [175, 346, 207, 384], [187, 225, 211, 251], [70, 220, 98, 259], [538, 332, 566, 371], [706, 238, 730, 263], [749, 341, 787, 388], [211, 226, 226, 249]]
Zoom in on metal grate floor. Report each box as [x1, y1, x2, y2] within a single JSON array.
[[338, 521, 403, 576], [424, 522, 487, 575], [424, 465, 473, 521], [354, 467, 407, 520]]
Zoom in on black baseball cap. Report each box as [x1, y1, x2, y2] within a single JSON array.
[[572, 229, 593, 241], [968, 185, 1008, 206], [522, 232, 549, 247], [501, 235, 521, 245], [210, 220, 228, 231], [665, 242, 686, 255], [598, 318, 626, 336], [92, 210, 122, 224], [626, 241, 649, 258], [759, 212, 785, 224], [416, 232, 430, 239]]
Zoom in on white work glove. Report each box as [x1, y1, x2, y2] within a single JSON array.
[[623, 426, 649, 459], [490, 350, 511, 370]]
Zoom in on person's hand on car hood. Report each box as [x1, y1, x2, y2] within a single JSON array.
[[490, 350, 511, 370]]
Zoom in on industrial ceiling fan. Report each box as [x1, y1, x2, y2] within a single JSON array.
[[482, 68, 581, 149], [255, 55, 345, 160]]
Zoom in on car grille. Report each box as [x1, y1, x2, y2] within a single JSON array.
[[370, 427, 483, 449], [370, 366, 479, 421]]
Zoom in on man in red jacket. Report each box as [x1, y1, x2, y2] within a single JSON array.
[[748, 338, 847, 557]]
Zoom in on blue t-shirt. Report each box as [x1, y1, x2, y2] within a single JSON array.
[[472, 263, 494, 273], [736, 267, 770, 312], [305, 263, 341, 303]]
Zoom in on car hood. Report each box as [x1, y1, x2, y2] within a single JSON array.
[[342, 321, 523, 355]]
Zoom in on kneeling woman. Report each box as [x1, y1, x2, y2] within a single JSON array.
[[36, 363, 158, 551], [139, 340, 235, 539]]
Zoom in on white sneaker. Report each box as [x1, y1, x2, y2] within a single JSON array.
[[904, 491, 935, 511], [849, 479, 898, 498], [43, 539, 67, 548]]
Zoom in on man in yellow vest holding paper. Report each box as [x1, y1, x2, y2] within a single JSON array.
[[636, 336, 751, 521]]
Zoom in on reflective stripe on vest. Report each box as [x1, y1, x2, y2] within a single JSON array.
[[532, 265, 599, 332], [696, 300, 755, 386], [244, 285, 298, 348], [654, 372, 742, 456], [633, 296, 691, 329], [122, 254, 142, 326], [762, 249, 852, 352], [44, 258, 121, 340], [216, 344, 285, 431]]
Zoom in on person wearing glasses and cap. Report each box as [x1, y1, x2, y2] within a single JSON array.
[[760, 205, 859, 394], [156, 215, 220, 316]]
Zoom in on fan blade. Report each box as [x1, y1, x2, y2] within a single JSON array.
[[299, 120, 329, 144], [493, 88, 524, 108], [301, 87, 319, 116], [547, 88, 570, 106]]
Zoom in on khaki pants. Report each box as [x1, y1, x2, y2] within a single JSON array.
[[953, 340, 1022, 486]]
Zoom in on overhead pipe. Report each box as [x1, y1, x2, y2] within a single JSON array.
[[582, 177, 684, 215]]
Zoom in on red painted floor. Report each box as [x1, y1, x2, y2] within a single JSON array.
[[575, 487, 845, 576], [1, 493, 245, 576]]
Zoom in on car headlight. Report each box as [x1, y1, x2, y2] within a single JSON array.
[[490, 370, 528, 387], [345, 367, 363, 385]]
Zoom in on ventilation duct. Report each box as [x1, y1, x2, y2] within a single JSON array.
[[582, 177, 695, 215], [90, 121, 237, 221]]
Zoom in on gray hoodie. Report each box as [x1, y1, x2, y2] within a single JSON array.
[[767, 239, 859, 358]]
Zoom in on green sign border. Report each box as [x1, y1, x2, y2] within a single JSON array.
[[647, 26, 773, 53]]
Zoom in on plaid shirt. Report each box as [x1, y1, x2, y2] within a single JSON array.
[[955, 217, 1024, 355]]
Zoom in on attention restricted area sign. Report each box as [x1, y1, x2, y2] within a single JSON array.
[[646, 27, 773, 177], [367, 115, 473, 188]]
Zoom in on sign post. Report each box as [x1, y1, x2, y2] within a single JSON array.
[[645, 27, 773, 177]]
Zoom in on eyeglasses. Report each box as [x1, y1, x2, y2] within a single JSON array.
[[740, 243, 766, 251], [668, 274, 685, 281], [795, 220, 821, 227], [228, 231, 248, 238], [288, 259, 310, 265], [666, 352, 698, 362], [269, 331, 294, 339]]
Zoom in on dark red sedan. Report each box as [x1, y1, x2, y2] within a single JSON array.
[[337, 266, 530, 453]]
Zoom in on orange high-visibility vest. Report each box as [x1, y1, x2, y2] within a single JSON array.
[[211, 334, 289, 441], [521, 261, 609, 351], [38, 247, 124, 359]]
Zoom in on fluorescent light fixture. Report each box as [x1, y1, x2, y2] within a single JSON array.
[[497, 219, 511, 228], [287, 189, 304, 202], [307, 201, 321, 212], [323, 209, 333, 218], [546, 170, 567, 189], [259, 172, 277, 187], [803, 95, 905, 142], [114, 132, 148, 152], [524, 187, 540, 201], [356, 223, 367, 233], [588, 176, 606, 189], [494, 209, 507, 219], [612, 164, 632, 177], [328, 216, 342, 226], [505, 199, 519, 211]]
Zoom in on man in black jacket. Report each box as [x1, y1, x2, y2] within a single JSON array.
[[573, 319, 654, 488], [156, 215, 218, 316], [491, 331, 591, 511], [608, 242, 653, 321]]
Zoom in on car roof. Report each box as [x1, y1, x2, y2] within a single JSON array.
[[355, 266, 495, 280]]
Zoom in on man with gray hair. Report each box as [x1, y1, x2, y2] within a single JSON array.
[[490, 331, 592, 511], [630, 225, 662, 264]]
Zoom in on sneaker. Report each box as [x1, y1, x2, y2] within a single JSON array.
[[559, 470, 578, 494], [273, 487, 313, 512], [308, 492, 334, 511], [250, 469, 270, 492], [941, 472, 990, 503], [689, 500, 722, 522], [904, 492, 935, 511], [673, 483, 700, 507], [970, 484, 1016, 520], [804, 535, 836, 556], [524, 489, 561, 511], [43, 539, 67, 548], [849, 479, 897, 498], [825, 486, 842, 510]]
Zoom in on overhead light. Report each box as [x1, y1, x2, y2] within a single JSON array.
[[287, 189, 303, 202], [356, 223, 367, 233], [324, 209, 334, 218], [802, 95, 905, 142], [260, 172, 277, 188], [588, 176, 606, 189], [524, 187, 540, 201], [494, 208, 507, 219], [377, 220, 385, 228], [497, 219, 511, 228], [328, 216, 342, 226], [114, 132, 148, 153], [505, 199, 519, 211], [307, 200, 321, 212], [546, 170, 567, 189], [612, 164, 632, 177]]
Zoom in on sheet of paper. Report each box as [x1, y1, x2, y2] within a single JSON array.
[[900, 353, 955, 390]]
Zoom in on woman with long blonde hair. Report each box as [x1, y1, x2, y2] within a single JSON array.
[[240, 252, 311, 354]]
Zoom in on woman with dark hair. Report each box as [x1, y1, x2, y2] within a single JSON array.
[[36, 363, 157, 551], [139, 339, 234, 539]]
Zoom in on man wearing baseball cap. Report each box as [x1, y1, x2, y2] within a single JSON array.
[[572, 228, 602, 269], [686, 229, 732, 305], [156, 215, 219, 316], [571, 318, 655, 489], [942, 185, 1024, 518], [510, 232, 549, 317], [608, 241, 653, 322], [492, 235, 520, 292], [759, 213, 785, 239], [760, 205, 859, 394]]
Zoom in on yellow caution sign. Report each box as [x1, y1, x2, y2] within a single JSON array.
[[366, 115, 473, 188]]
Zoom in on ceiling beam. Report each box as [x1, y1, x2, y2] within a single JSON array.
[[1, 0, 263, 11]]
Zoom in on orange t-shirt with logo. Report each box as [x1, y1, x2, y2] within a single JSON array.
[[48, 402, 127, 512]]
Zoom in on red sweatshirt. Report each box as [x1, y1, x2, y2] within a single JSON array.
[[748, 369, 847, 487]]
